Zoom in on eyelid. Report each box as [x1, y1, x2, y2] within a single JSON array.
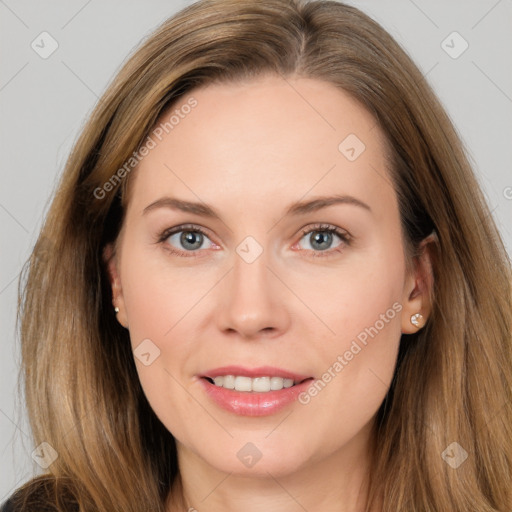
[[297, 222, 351, 240], [157, 223, 214, 242]]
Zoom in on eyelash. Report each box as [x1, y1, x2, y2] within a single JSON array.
[[156, 223, 351, 259], [297, 223, 351, 258]]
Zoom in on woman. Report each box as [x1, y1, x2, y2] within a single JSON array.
[[4, 0, 511, 510]]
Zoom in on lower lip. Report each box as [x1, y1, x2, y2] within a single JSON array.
[[199, 377, 314, 416]]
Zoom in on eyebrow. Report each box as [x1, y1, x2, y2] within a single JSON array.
[[142, 194, 371, 219]]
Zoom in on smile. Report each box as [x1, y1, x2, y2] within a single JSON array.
[[198, 366, 315, 416]]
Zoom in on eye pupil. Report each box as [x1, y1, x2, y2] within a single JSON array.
[[181, 231, 203, 250], [311, 231, 332, 251]]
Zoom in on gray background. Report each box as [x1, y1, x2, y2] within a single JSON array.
[[1, 0, 511, 500]]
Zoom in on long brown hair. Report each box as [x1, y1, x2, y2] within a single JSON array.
[[15, 0, 512, 510]]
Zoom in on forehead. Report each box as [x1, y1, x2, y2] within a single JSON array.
[[125, 75, 394, 217]]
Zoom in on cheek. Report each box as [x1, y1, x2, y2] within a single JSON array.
[[118, 245, 213, 436], [120, 245, 210, 342], [296, 244, 405, 445], [305, 238, 405, 348]]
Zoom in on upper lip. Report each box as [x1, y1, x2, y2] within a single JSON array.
[[199, 366, 313, 382]]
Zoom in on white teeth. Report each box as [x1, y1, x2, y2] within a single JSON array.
[[253, 376, 271, 392], [213, 376, 224, 387], [222, 375, 235, 389], [283, 378, 294, 388], [208, 375, 297, 392], [234, 376, 252, 392]]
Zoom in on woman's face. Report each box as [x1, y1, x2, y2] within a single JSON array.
[[108, 75, 427, 478]]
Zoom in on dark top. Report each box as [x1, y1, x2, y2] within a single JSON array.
[[0, 499, 14, 512], [0, 484, 80, 512], [1, 485, 78, 512]]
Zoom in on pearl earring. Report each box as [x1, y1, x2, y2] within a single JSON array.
[[114, 306, 120, 314], [410, 313, 424, 328]]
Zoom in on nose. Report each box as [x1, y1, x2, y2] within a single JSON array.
[[216, 247, 291, 340]]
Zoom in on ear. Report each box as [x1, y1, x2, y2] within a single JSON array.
[[103, 243, 129, 329], [400, 232, 437, 334]]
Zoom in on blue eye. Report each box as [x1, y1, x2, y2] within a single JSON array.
[[158, 224, 216, 257], [300, 229, 340, 251], [168, 230, 210, 251], [296, 224, 350, 257]]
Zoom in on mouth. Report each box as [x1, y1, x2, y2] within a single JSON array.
[[202, 375, 313, 393], [198, 366, 315, 416]]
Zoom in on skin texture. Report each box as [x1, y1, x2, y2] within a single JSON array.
[[105, 74, 433, 512]]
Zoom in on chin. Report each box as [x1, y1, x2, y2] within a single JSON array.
[[194, 436, 315, 478]]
